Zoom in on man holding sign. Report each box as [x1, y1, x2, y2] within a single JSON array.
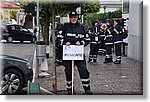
[[62, 11, 92, 95]]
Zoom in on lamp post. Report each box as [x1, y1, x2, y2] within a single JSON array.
[[36, 0, 40, 41]]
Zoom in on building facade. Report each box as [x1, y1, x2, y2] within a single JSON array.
[[0, 1, 21, 24], [99, 0, 122, 13], [128, 0, 143, 62]]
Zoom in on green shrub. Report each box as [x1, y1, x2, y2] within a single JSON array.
[[83, 9, 122, 28]]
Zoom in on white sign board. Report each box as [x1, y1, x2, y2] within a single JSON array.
[[63, 45, 84, 60]]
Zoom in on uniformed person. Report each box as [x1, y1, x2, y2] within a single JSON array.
[[103, 19, 114, 63], [98, 19, 107, 55], [55, 23, 64, 65], [63, 11, 92, 95], [88, 20, 100, 62], [112, 18, 123, 64]]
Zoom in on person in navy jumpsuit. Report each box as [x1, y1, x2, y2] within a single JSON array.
[[112, 18, 123, 64], [63, 11, 92, 95]]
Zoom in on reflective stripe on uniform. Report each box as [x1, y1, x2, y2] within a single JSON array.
[[89, 55, 93, 57], [117, 56, 121, 58], [106, 56, 110, 58], [91, 42, 97, 44], [82, 78, 90, 87], [107, 29, 111, 34], [67, 81, 72, 84], [93, 55, 97, 57], [66, 86, 72, 89], [106, 54, 110, 58], [66, 33, 76, 37], [106, 54, 109, 57], [81, 78, 90, 82], [99, 35, 105, 37], [81, 41, 85, 45], [114, 41, 123, 44], [122, 28, 125, 32], [106, 35, 113, 37], [66, 81, 72, 89], [82, 84, 90, 87], [116, 56, 121, 61], [99, 49, 106, 51], [114, 29, 119, 34], [116, 59, 121, 61], [104, 35, 113, 40], [57, 35, 63, 38], [105, 43, 113, 45], [85, 38, 91, 41]]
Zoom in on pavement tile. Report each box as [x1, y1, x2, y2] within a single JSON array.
[[36, 45, 143, 95]]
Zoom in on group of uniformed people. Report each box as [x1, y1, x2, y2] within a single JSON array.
[[54, 11, 127, 95], [88, 18, 125, 64]]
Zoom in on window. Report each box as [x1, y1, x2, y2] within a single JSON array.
[[10, 26, 15, 31], [123, 0, 129, 14], [4, 10, 8, 15], [4, 18, 8, 23], [15, 26, 20, 31]]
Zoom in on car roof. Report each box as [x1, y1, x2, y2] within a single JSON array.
[[1, 55, 28, 63], [5, 24, 21, 26]]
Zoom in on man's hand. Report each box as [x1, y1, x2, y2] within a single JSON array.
[[75, 41, 80, 46], [79, 34, 84, 38], [66, 42, 71, 46]]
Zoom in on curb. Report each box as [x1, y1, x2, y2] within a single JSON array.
[[32, 47, 54, 95]]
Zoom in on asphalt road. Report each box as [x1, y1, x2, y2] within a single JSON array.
[[2, 41, 35, 64]]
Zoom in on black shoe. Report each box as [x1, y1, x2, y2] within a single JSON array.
[[67, 89, 72, 95], [104, 58, 113, 63], [108, 58, 113, 62], [85, 89, 93, 95], [103, 58, 109, 63], [113, 60, 121, 64], [93, 60, 97, 62], [88, 59, 92, 62], [67, 89, 76, 95], [103, 60, 109, 63]]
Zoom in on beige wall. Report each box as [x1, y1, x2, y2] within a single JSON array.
[[0, 7, 20, 24]]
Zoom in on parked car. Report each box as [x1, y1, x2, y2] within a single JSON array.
[[0, 24, 5, 40], [1, 24, 36, 43], [0, 55, 33, 94]]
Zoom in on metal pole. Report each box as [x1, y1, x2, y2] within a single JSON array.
[[72, 60, 74, 95], [36, 1, 40, 41], [36, 0, 40, 77]]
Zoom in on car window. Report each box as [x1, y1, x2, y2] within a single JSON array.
[[15, 25, 20, 31], [19, 26, 29, 32], [10, 25, 15, 31]]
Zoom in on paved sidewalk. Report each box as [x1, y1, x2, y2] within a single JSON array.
[[36, 45, 143, 95]]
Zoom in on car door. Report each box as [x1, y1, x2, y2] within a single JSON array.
[[7, 25, 16, 39], [13, 25, 20, 40], [19, 25, 32, 41]]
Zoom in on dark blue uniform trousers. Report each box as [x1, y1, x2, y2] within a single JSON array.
[[63, 57, 90, 90]]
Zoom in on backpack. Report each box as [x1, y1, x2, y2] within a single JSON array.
[[122, 28, 128, 39]]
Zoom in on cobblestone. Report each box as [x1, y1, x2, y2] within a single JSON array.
[[36, 45, 143, 95]]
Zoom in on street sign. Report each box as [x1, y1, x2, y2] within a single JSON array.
[[63, 45, 84, 60], [76, 7, 81, 15], [63, 45, 84, 95]]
